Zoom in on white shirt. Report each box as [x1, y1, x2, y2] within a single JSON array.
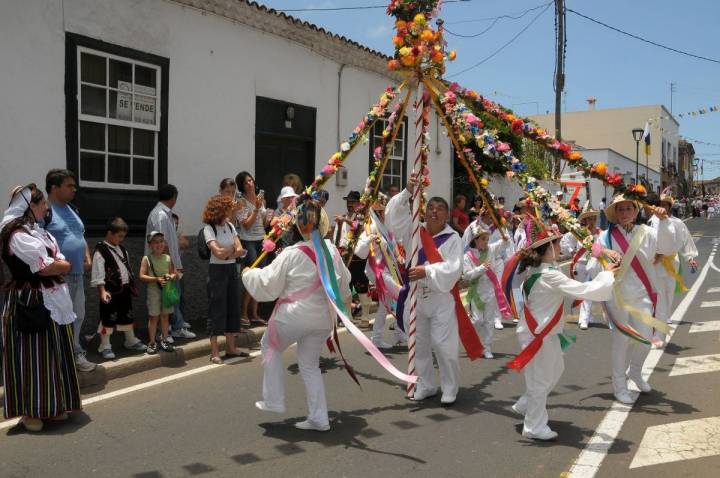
[[242, 239, 351, 330], [145, 202, 182, 270], [648, 215, 698, 277], [462, 242, 503, 301], [596, 222, 678, 301], [385, 189, 463, 297], [90, 241, 130, 286], [204, 222, 238, 265], [516, 265, 615, 342]]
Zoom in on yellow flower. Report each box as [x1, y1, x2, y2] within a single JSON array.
[[480, 178, 489, 187], [414, 13, 426, 26]]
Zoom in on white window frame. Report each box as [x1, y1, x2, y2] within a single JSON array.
[[76, 46, 161, 190], [371, 118, 406, 191]]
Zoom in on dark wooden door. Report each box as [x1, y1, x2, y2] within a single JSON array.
[[255, 136, 313, 209]]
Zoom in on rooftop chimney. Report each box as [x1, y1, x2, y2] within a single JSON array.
[[587, 97, 597, 111]]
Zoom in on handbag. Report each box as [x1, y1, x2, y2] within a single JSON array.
[[147, 255, 180, 308], [14, 290, 52, 334]]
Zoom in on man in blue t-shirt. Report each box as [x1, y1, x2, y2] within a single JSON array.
[[45, 169, 97, 372]]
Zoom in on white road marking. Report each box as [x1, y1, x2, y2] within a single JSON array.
[[566, 241, 715, 478], [689, 321, 720, 333], [700, 301, 720, 308], [706, 287, 720, 293], [629, 416, 720, 468], [669, 354, 720, 377]]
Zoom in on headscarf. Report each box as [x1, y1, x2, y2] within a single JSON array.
[[0, 184, 34, 232]]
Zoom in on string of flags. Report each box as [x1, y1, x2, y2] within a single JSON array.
[[647, 105, 720, 124], [684, 136, 720, 148]]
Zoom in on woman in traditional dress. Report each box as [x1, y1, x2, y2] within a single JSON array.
[[511, 219, 617, 441], [1, 184, 82, 432], [243, 197, 351, 432]]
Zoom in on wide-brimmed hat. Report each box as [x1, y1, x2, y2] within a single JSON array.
[[468, 222, 491, 241], [295, 201, 330, 239], [605, 194, 640, 225], [342, 190, 361, 201], [659, 194, 675, 207], [277, 186, 298, 202], [526, 216, 562, 249], [578, 201, 599, 222]]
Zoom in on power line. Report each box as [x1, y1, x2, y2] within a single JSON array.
[[276, 0, 472, 13], [446, 2, 552, 79], [444, 1, 552, 37], [445, 1, 550, 25], [567, 7, 720, 65]]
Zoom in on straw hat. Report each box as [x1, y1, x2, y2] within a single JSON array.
[[604, 194, 640, 225], [295, 199, 330, 239], [577, 201, 599, 222], [659, 194, 675, 208], [468, 222, 491, 241], [526, 216, 562, 249]]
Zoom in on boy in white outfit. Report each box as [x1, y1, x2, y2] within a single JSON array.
[[354, 196, 405, 349]]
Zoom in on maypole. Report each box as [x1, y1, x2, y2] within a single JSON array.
[[405, 84, 432, 397]]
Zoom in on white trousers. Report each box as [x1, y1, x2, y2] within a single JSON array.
[[653, 274, 677, 342], [372, 301, 406, 344], [514, 334, 564, 436], [470, 296, 498, 351], [260, 321, 330, 426], [415, 294, 460, 398], [607, 296, 653, 395], [575, 263, 595, 326]]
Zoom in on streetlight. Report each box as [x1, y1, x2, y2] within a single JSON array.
[[632, 128, 644, 184]]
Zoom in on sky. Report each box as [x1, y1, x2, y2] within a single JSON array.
[[257, 0, 720, 179]]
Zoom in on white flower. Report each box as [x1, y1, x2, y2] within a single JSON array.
[[341, 142, 350, 152]]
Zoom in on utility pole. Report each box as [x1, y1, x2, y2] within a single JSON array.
[[553, 0, 565, 178], [670, 82, 676, 115]]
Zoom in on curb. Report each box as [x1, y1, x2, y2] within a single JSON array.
[[0, 327, 264, 403]]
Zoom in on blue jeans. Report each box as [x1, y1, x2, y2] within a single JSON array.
[[171, 276, 186, 329], [65, 274, 86, 354]]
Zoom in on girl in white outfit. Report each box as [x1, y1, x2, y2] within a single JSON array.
[[354, 198, 405, 349], [512, 222, 616, 441], [462, 223, 506, 359], [243, 199, 351, 432]]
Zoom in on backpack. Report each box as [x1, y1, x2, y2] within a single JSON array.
[[197, 224, 217, 260]]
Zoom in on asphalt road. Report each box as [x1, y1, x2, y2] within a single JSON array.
[[1, 218, 718, 478]]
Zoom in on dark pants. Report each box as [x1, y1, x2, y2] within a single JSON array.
[[349, 255, 369, 294], [99, 285, 133, 329], [207, 263, 241, 336]]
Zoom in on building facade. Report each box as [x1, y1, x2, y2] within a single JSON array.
[[529, 105, 678, 191], [0, 0, 453, 234]]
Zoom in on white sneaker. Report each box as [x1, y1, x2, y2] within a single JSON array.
[[483, 349, 494, 359], [579, 321, 588, 330], [614, 390, 635, 404], [156, 332, 174, 344], [178, 321, 192, 329], [75, 352, 97, 372], [523, 428, 558, 441], [411, 388, 438, 401], [99, 348, 115, 360], [372, 340, 393, 350], [294, 419, 330, 432], [629, 374, 652, 393], [440, 394, 456, 406], [255, 401, 286, 414], [511, 403, 526, 416], [171, 328, 197, 339], [494, 319, 504, 330]]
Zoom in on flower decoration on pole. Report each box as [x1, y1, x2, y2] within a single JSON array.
[[387, 1, 454, 75]]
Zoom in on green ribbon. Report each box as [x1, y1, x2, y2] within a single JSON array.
[[466, 250, 488, 312]]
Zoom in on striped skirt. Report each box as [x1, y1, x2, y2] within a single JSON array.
[[2, 289, 82, 419]]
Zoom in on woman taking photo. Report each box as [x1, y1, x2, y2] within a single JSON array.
[[1, 184, 82, 432], [202, 195, 248, 364], [235, 171, 271, 326]]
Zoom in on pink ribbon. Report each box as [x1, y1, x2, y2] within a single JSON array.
[[368, 252, 399, 320], [263, 277, 321, 364], [467, 250, 513, 319]]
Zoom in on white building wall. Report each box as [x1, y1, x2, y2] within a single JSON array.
[[0, 0, 453, 233]]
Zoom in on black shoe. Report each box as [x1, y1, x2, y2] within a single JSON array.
[[159, 339, 175, 352]]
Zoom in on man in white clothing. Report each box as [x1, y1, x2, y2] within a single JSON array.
[[385, 178, 463, 405], [649, 194, 699, 347], [600, 194, 679, 404]]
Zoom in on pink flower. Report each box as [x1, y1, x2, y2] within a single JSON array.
[[591, 242, 604, 259], [497, 142, 510, 153], [262, 239, 276, 253], [322, 165, 335, 175]]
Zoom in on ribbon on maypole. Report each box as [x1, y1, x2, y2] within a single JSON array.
[[405, 84, 432, 398]]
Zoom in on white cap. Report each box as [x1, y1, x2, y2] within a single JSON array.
[[277, 186, 298, 202]]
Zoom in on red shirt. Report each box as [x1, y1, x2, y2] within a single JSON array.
[[452, 207, 470, 232]]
